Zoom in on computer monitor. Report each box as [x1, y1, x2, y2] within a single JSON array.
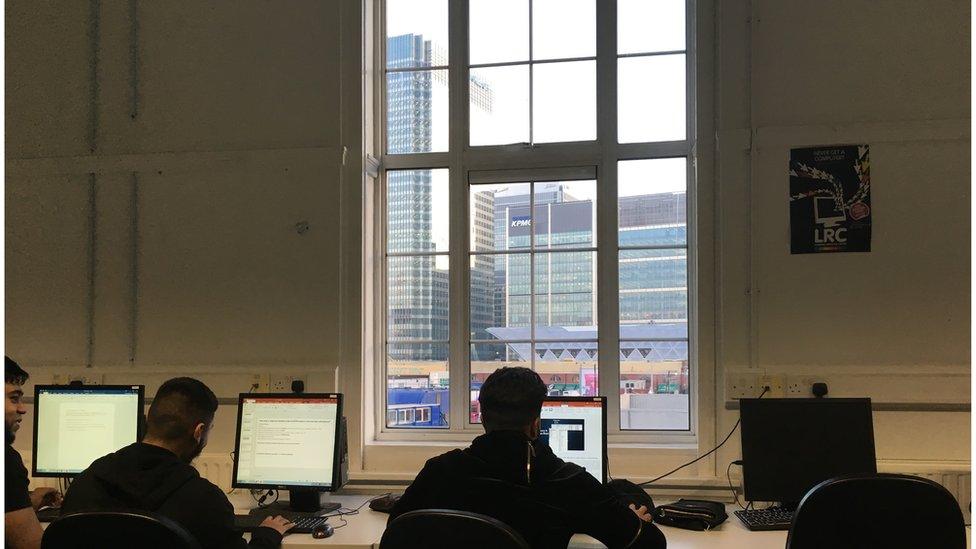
[[32, 385, 144, 477], [539, 396, 607, 483], [739, 398, 876, 506], [232, 393, 344, 512], [814, 196, 846, 227]]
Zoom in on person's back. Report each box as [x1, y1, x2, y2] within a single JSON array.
[[389, 368, 665, 549], [61, 377, 291, 549]]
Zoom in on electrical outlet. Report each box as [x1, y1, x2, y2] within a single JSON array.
[[269, 374, 307, 393], [66, 373, 103, 385], [757, 374, 786, 397], [250, 374, 269, 393], [786, 376, 819, 396], [725, 373, 758, 399]]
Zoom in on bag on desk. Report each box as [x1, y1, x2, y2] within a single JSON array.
[[652, 499, 727, 531]]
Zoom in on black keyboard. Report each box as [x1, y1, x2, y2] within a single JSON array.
[[733, 507, 794, 531], [234, 512, 329, 534]]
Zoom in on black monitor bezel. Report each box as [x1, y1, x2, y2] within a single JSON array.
[[31, 384, 145, 478], [540, 395, 608, 484], [739, 397, 876, 503], [231, 392, 344, 492]]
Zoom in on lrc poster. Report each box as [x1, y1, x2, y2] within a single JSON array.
[[789, 145, 871, 254]]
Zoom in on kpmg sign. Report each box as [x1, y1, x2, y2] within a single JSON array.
[[510, 215, 531, 228]]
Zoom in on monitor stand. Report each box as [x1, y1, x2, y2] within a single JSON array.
[[249, 488, 341, 516]]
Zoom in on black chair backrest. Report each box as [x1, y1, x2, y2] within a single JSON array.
[[786, 473, 966, 549], [381, 509, 531, 549], [42, 511, 202, 549]]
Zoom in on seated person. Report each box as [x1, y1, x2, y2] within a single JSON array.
[[61, 377, 293, 549], [5, 357, 62, 549], [389, 367, 666, 549]]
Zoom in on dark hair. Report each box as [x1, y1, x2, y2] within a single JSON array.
[[146, 377, 218, 442], [5, 356, 28, 385], [478, 367, 547, 431]]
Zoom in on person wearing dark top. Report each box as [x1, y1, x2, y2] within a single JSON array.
[[389, 367, 667, 549], [5, 357, 61, 549], [61, 377, 293, 549]]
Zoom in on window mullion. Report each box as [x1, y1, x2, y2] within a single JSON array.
[[448, 0, 469, 432], [596, 0, 620, 433]]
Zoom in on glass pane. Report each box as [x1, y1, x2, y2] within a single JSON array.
[[619, 249, 688, 326], [387, 169, 449, 253], [387, 255, 450, 341], [387, 342, 449, 428], [469, 182, 531, 253], [535, 180, 596, 248], [532, 0, 595, 60], [470, 0, 529, 65], [618, 158, 687, 246], [618, 54, 686, 143], [470, 65, 530, 146], [386, 0, 449, 69], [535, 342, 598, 396], [619, 250, 688, 328], [619, 340, 689, 430], [386, 70, 448, 154], [534, 251, 597, 338], [470, 342, 531, 423], [533, 61, 596, 143], [618, 0, 685, 55]]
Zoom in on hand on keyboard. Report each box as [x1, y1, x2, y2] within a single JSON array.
[[259, 515, 295, 536]]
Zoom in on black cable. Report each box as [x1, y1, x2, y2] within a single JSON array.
[[727, 460, 745, 509], [640, 387, 769, 487]]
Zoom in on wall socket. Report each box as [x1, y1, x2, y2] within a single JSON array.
[[786, 376, 820, 396], [52, 373, 104, 385], [269, 374, 307, 393], [249, 374, 270, 392], [725, 373, 759, 399], [757, 374, 786, 397]]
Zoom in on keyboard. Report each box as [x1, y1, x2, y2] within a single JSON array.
[[234, 512, 330, 534], [733, 507, 794, 531]]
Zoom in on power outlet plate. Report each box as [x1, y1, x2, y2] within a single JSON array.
[[786, 376, 820, 396], [52, 373, 104, 385], [269, 374, 307, 393], [757, 374, 786, 397], [726, 373, 758, 399], [250, 374, 270, 392]]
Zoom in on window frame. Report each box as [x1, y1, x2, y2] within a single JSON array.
[[372, 0, 700, 445]]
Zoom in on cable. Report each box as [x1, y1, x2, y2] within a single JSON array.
[[640, 387, 769, 487], [727, 460, 745, 509]]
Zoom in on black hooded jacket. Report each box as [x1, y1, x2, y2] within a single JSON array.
[[389, 430, 666, 549], [60, 442, 281, 549]]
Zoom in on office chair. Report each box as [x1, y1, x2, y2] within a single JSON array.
[[41, 511, 202, 549], [380, 509, 531, 549], [786, 473, 966, 549]]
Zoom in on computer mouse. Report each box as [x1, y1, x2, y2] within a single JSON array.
[[311, 523, 334, 539]]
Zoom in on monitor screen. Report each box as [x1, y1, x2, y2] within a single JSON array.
[[232, 394, 342, 490], [739, 398, 876, 504], [32, 385, 144, 477], [540, 396, 607, 483]]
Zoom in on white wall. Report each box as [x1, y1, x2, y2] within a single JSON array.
[[5, 0, 969, 488]]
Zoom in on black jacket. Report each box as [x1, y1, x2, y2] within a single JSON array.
[[60, 442, 281, 549], [389, 431, 666, 549]]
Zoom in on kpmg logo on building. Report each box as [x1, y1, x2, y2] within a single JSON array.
[[511, 215, 531, 228]]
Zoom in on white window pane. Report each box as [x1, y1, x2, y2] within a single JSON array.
[[618, 158, 687, 246], [533, 61, 596, 143], [618, 0, 685, 55], [470, 65, 530, 146], [534, 180, 596, 248], [470, 0, 529, 65], [619, 341, 689, 430], [619, 249, 688, 325], [387, 169, 449, 253], [386, 70, 449, 154], [386, 0, 449, 69], [618, 55, 686, 143], [534, 251, 597, 337], [532, 0, 595, 61]]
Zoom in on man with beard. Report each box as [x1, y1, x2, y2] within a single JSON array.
[[61, 377, 293, 548], [5, 357, 61, 549]]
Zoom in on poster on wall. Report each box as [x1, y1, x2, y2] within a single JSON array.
[[789, 145, 871, 254]]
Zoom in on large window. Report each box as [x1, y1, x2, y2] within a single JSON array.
[[377, 0, 693, 437]]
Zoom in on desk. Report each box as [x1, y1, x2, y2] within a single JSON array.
[[234, 498, 971, 549], [232, 494, 385, 549]]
